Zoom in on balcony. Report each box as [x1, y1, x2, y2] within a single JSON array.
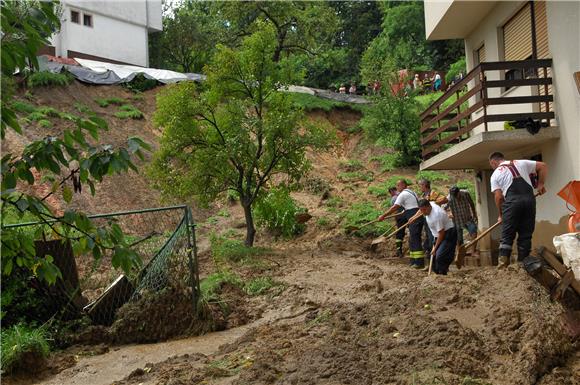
[[420, 59, 559, 170]]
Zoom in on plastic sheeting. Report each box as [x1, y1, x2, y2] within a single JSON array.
[[553, 233, 580, 280]]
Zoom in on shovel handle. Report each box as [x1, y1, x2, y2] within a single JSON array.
[[383, 211, 422, 240], [464, 220, 501, 249]]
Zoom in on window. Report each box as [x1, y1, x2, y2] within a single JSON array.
[[476, 44, 486, 65], [70, 10, 79, 24], [83, 13, 93, 27]]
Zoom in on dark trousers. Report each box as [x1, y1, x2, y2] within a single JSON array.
[[395, 216, 406, 253], [423, 226, 434, 254], [432, 228, 458, 275], [499, 180, 535, 260], [405, 208, 425, 265]]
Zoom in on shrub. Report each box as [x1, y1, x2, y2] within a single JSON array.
[[1, 324, 50, 373], [27, 71, 72, 88], [74, 102, 93, 114], [123, 73, 158, 93], [115, 104, 144, 120], [301, 176, 331, 195], [36, 106, 59, 117], [341, 202, 394, 237], [94, 97, 125, 107], [367, 183, 391, 198], [370, 153, 398, 172], [27, 111, 46, 121], [210, 234, 266, 263], [254, 188, 305, 237], [12, 101, 37, 114], [445, 56, 466, 84], [339, 159, 363, 172]]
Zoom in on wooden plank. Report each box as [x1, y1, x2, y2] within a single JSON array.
[[485, 77, 552, 88], [420, 84, 482, 133], [485, 95, 553, 106], [480, 58, 552, 71], [552, 269, 576, 301], [484, 111, 555, 122], [421, 100, 482, 145], [539, 247, 580, 296], [422, 116, 484, 156]]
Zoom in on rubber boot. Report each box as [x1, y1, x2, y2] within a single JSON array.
[[497, 255, 509, 269]]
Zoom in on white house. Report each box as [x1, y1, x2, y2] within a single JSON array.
[[45, 0, 162, 67], [420, 1, 580, 263]]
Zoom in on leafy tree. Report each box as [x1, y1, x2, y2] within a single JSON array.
[[1, 1, 150, 288], [148, 26, 333, 246]]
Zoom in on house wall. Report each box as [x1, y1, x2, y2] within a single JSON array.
[[50, 1, 162, 67], [462, 1, 579, 256]]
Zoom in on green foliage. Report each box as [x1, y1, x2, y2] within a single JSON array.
[[337, 171, 373, 182], [27, 111, 46, 121], [199, 271, 242, 304], [385, 175, 410, 188], [114, 104, 144, 120], [1, 324, 50, 372], [148, 26, 333, 246], [360, 92, 422, 166], [316, 216, 333, 229], [456, 179, 476, 201], [416, 170, 450, 183], [339, 159, 363, 172], [341, 202, 394, 237], [12, 101, 37, 114], [445, 56, 466, 84], [123, 74, 158, 93], [367, 183, 391, 198], [27, 71, 72, 88], [94, 97, 125, 108], [244, 276, 280, 296], [370, 153, 398, 172], [210, 234, 267, 263], [74, 102, 93, 115], [287, 92, 350, 112], [37, 106, 59, 117], [38, 119, 52, 128], [254, 188, 305, 238]]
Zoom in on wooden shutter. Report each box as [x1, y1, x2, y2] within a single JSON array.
[[477, 45, 486, 63], [503, 3, 532, 61], [534, 1, 552, 113]]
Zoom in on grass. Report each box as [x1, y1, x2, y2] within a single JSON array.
[[38, 119, 52, 128], [12, 101, 37, 114], [210, 234, 268, 263], [244, 276, 281, 296], [27, 71, 72, 88], [415, 170, 450, 183], [1, 324, 50, 373], [307, 309, 332, 328], [36, 106, 60, 117], [94, 97, 125, 107], [287, 92, 350, 112], [339, 159, 363, 172], [114, 104, 144, 120], [199, 271, 242, 304], [341, 202, 394, 237], [74, 102, 93, 114], [337, 171, 373, 182], [367, 183, 391, 198], [370, 153, 398, 172], [325, 196, 343, 209]]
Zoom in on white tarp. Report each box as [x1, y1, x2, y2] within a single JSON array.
[[553, 233, 580, 280], [75, 58, 195, 84]]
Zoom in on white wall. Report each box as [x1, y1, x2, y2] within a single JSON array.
[[65, 0, 161, 30]]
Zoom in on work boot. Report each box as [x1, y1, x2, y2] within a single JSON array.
[[497, 255, 509, 269], [396, 249, 403, 258]]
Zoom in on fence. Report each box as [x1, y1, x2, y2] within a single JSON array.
[[2, 205, 199, 327]]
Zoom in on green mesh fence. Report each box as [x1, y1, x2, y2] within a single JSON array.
[[2, 206, 199, 327]]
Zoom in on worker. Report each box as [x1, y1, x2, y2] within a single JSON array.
[[418, 179, 448, 264], [489, 152, 547, 267], [447, 186, 478, 246], [418, 199, 457, 275], [388, 186, 406, 257], [379, 179, 425, 267]]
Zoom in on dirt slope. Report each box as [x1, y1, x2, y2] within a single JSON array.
[[3, 82, 579, 385]]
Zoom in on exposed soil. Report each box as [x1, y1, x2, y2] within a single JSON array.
[[3, 82, 579, 385]]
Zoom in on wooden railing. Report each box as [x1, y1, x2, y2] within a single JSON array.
[[420, 59, 554, 160]]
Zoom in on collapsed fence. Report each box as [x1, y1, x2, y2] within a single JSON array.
[[2, 205, 199, 327]]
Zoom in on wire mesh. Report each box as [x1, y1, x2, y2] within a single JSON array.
[[2, 206, 199, 327]]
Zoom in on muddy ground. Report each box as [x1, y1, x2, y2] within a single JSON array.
[[3, 82, 579, 385]]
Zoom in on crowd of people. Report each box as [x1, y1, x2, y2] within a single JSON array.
[[412, 72, 443, 94], [376, 152, 548, 275]]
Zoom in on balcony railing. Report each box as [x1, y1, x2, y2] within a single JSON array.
[[420, 59, 554, 160]]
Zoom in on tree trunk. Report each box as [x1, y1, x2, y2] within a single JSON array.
[[242, 200, 256, 247]]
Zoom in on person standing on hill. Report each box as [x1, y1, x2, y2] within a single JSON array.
[[433, 72, 442, 91], [419, 179, 448, 264], [489, 152, 548, 267], [418, 199, 457, 275], [413, 74, 421, 90], [379, 180, 425, 267], [389, 187, 406, 257], [447, 186, 478, 246]]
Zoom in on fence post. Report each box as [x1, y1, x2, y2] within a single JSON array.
[[184, 207, 199, 314]]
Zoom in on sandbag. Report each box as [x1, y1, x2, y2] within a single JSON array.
[[553, 233, 580, 279]]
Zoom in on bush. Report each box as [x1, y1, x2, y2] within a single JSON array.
[[339, 159, 363, 172], [115, 104, 144, 120], [341, 202, 394, 237], [370, 153, 398, 172], [1, 324, 50, 373], [254, 188, 305, 237], [210, 234, 266, 263], [27, 71, 72, 88], [94, 97, 125, 107], [123, 73, 158, 93], [12, 101, 37, 114], [445, 56, 466, 84]]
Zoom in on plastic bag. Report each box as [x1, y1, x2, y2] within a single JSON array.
[[553, 233, 580, 280]]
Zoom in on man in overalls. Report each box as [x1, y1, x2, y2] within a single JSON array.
[[489, 152, 547, 267], [379, 179, 425, 268]]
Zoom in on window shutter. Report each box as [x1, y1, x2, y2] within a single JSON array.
[[503, 3, 532, 61], [477, 45, 486, 63]]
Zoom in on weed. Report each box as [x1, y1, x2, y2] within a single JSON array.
[[24, 91, 34, 101], [316, 216, 333, 229], [74, 102, 93, 114], [27, 71, 72, 88], [415, 170, 450, 183], [244, 276, 280, 296], [339, 159, 363, 172], [27, 111, 46, 121], [301, 176, 331, 195], [38, 119, 52, 128], [0, 324, 50, 373], [130, 93, 145, 101], [199, 271, 242, 304], [367, 183, 392, 198], [12, 101, 37, 114], [325, 196, 343, 208], [307, 309, 332, 328], [370, 153, 398, 172], [210, 234, 267, 263], [338, 171, 373, 182], [341, 202, 394, 237], [36, 106, 59, 117], [217, 208, 230, 218], [254, 188, 305, 237], [115, 104, 144, 119], [94, 97, 125, 107], [287, 92, 349, 112], [58, 112, 81, 121]]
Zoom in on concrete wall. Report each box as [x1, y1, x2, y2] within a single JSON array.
[[50, 0, 162, 67], [424, 1, 454, 39], [460, 1, 580, 256]]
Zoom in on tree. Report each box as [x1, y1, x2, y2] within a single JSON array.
[[148, 26, 333, 246], [1, 1, 150, 286]]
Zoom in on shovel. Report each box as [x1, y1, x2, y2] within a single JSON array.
[[454, 220, 501, 269], [345, 211, 405, 234], [370, 211, 421, 251]]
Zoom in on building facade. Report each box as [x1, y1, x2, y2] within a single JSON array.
[[421, 1, 579, 262], [47, 0, 162, 67]]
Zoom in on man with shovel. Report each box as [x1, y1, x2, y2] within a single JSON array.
[[378, 179, 425, 267], [489, 152, 548, 267], [418, 199, 457, 275]]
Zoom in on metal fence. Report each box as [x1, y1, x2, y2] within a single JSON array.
[[2, 205, 199, 327]]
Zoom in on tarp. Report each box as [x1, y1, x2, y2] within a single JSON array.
[[284, 85, 370, 104]]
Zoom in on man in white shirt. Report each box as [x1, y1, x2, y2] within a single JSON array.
[[489, 152, 547, 267], [418, 199, 457, 275], [379, 179, 425, 267]]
